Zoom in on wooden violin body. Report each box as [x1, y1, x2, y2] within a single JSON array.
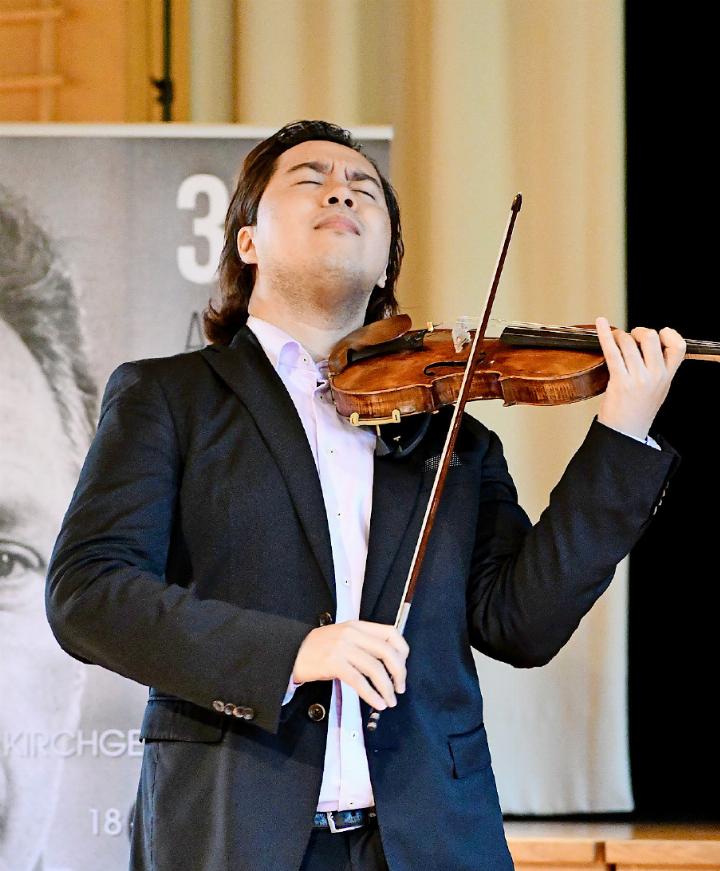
[[329, 320, 611, 425]]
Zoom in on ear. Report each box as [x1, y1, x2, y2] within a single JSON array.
[[376, 265, 388, 289], [237, 226, 258, 265]]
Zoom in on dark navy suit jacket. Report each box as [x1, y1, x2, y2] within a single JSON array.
[[45, 325, 680, 871]]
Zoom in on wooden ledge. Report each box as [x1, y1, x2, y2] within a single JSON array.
[[0, 8, 63, 24], [505, 822, 720, 869], [0, 75, 64, 92]]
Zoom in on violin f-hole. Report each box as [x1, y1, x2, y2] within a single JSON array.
[[424, 353, 485, 377]]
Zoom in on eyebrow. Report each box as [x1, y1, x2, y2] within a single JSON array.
[[0, 500, 52, 531], [285, 161, 382, 191]]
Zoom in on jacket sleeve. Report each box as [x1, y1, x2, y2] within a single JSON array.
[[467, 416, 680, 667], [45, 361, 314, 735]]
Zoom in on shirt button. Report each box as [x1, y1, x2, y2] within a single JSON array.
[[307, 703, 327, 722], [351, 731, 358, 740]]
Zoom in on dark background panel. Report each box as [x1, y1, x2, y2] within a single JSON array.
[[625, 0, 719, 821]]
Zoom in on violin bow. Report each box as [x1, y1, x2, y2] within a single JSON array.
[[367, 193, 523, 731]]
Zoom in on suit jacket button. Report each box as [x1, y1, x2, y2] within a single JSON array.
[[308, 703, 326, 722], [212, 700, 225, 712], [232, 706, 245, 718], [223, 703, 235, 716], [242, 707, 255, 721], [318, 611, 334, 626]]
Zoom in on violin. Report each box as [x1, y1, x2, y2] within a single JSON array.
[[327, 314, 720, 428]]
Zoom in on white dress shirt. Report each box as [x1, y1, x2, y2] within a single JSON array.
[[246, 314, 376, 812]]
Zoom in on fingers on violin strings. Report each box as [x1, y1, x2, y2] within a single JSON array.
[[659, 327, 687, 371], [630, 327, 664, 373], [613, 327, 648, 375], [596, 317, 627, 375]]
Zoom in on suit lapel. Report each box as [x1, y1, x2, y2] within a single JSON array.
[[360, 450, 426, 621], [200, 326, 336, 600]]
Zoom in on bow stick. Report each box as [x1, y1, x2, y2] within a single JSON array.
[[367, 193, 523, 731]]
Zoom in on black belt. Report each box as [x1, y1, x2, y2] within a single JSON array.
[[313, 808, 377, 833]]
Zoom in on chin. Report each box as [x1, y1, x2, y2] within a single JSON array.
[[318, 261, 374, 293]]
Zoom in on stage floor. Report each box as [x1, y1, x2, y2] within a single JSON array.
[[505, 821, 720, 869]]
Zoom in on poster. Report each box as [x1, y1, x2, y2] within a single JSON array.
[[0, 124, 390, 871]]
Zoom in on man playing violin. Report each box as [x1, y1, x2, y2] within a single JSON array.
[[46, 120, 685, 871]]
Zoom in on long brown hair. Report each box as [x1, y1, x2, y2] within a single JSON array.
[[202, 120, 404, 346]]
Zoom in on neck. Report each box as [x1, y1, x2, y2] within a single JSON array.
[[247, 279, 369, 361]]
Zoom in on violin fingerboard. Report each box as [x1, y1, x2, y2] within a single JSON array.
[[500, 326, 601, 352]]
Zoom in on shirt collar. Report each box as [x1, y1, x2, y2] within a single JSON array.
[[246, 314, 327, 379]]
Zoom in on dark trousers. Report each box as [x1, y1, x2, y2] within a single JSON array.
[[299, 823, 389, 871]]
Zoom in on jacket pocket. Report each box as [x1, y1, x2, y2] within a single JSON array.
[[139, 698, 225, 743], [447, 722, 492, 778]]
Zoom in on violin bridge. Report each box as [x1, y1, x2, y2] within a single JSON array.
[[452, 316, 472, 353]]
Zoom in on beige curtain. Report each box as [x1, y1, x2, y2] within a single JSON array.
[[220, 0, 629, 813]]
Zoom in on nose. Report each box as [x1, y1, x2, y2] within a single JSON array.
[[326, 194, 355, 209], [325, 181, 355, 209]]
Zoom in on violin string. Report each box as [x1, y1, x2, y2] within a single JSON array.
[[496, 321, 598, 336], [447, 318, 598, 334], [444, 318, 720, 350], [503, 320, 720, 345], [521, 326, 720, 350]]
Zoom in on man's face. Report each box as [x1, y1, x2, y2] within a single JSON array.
[[0, 319, 85, 871], [238, 139, 392, 315]]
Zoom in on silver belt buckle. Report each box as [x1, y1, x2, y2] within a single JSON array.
[[326, 811, 363, 833]]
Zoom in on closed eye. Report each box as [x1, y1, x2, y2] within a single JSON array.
[[296, 180, 375, 200]]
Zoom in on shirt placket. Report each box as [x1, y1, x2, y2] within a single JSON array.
[[312, 379, 346, 806], [314, 376, 374, 810]]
